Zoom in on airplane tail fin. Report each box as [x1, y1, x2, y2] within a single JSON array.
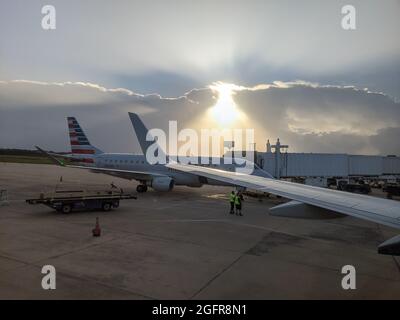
[[128, 113, 166, 158], [67, 117, 103, 163]]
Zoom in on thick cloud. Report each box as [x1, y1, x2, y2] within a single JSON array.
[[0, 80, 399, 155], [0, 80, 208, 152]]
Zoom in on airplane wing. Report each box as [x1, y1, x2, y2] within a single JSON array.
[[166, 162, 400, 230], [35, 146, 166, 181]]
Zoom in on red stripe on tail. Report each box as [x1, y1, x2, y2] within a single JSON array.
[[71, 149, 95, 154], [71, 158, 94, 163]]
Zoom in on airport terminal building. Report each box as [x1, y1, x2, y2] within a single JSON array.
[[254, 139, 400, 179]]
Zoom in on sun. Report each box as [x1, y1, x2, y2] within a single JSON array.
[[208, 82, 243, 126]]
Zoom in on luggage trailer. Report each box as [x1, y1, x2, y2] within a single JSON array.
[[26, 190, 137, 213]]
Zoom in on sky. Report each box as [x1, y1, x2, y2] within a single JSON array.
[[0, 0, 399, 155]]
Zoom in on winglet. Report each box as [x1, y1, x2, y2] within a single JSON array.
[[35, 146, 66, 166]]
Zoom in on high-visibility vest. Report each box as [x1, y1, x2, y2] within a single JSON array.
[[229, 193, 235, 202], [234, 195, 241, 205]]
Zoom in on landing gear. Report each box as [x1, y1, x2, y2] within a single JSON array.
[[136, 184, 148, 193]]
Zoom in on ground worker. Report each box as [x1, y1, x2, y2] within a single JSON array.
[[235, 192, 243, 216], [229, 191, 235, 214]]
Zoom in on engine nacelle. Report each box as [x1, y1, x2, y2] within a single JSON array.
[[151, 177, 174, 191]]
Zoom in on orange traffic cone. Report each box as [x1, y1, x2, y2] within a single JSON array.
[[92, 217, 101, 237]]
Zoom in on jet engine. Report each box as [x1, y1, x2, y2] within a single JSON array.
[[151, 177, 175, 191]]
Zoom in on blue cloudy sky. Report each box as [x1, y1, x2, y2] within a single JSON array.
[[0, 0, 399, 154]]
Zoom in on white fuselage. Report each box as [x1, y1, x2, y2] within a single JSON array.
[[74, 153, 271, 188]]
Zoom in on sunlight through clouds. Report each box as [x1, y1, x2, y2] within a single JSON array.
[[208, 82, 247, 127]]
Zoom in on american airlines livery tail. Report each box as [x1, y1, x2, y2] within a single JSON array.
[[67, 117, 103, 164]]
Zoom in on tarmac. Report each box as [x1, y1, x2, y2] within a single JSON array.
[[0, 162, 399, 299]]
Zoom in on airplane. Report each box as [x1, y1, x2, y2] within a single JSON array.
[[37, 114, 400, 255], [129, 114, 400, 251], [37, 116, 272, 193]]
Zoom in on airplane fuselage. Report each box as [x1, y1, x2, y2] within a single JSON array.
[[80, 153, 233, 187], [72, 152, 271, 190], [63, 115, 272, 192]]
